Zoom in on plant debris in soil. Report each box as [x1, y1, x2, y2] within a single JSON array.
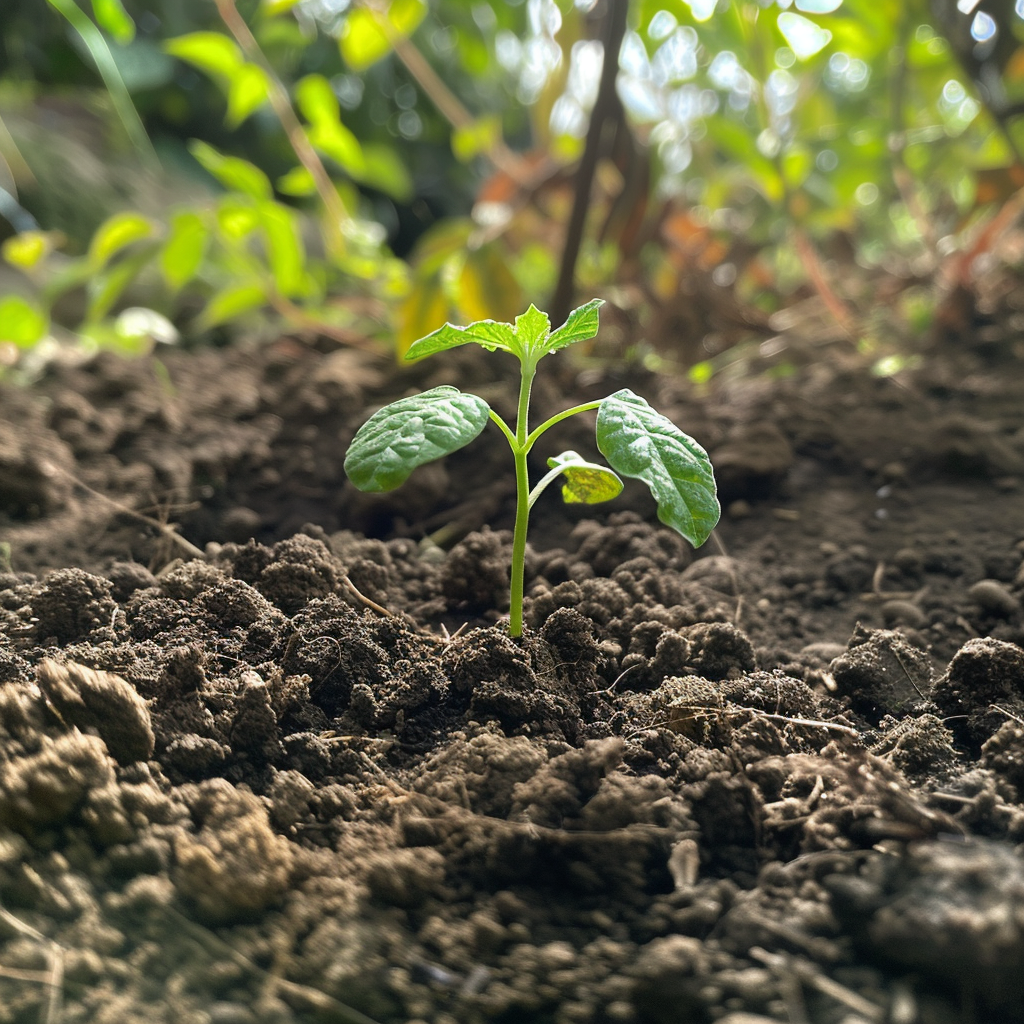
[[1, 333, 1023, 1024]]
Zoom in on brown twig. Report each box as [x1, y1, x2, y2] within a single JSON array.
[[549, 0, 630, 326], [0, 904, 64, 1024], [214, 0, 349, 258]]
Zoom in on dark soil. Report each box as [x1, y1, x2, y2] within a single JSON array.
[[1, 330, 1023, 1024]]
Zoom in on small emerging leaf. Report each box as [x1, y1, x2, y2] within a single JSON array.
[[546, 298, 604, 353], [404, 318, 516, 361], [547, 451, 623, 504], [596, 389, 720, 548], [514, 303, 550, 351], [345, 386, 490, 492]]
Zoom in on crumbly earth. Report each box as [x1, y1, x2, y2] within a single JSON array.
[[0, 331, 1023, 1024]]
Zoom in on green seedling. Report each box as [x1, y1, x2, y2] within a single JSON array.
[[344, 299, 720, 637]]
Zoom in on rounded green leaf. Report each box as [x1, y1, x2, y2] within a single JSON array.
[[547, 451, 623, 504], [189, 140, 272, 201], [344, 386, 490, 492], [596, 389, 720, 548], [227, 63, 271, 127]]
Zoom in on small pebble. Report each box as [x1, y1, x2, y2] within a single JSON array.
[[881, 600, 927, 629], [968, 579, 1020, 617]]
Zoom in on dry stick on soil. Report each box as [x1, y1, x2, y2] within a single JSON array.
[[646, 704, 862, 740], [549, 0, 630, 327], [163, 908, 384, 1024], [51, 466, 205, 561], [0, 904, 64, 1024], [751, 947, 885, 1023]]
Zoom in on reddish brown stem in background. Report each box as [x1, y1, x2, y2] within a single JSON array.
[[549, 0, 629, 328], [214, 0, 348, 257], [792, 227, 856, 338]]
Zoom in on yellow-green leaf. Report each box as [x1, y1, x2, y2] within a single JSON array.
[[0, 295, 49, 347], [164, 31, 243, 80], [199, 282, 267, 328], [190, 139, 272, 200], [545, 451, 623, 505], [1, 231, 59, 271], [339, 0, 427, 72], [277, 166, 318, 196], [227, 63, 271, 127], [87, 212, 155, 271], [396, 276, 450, 360], [92, 0, 135, 44], [296, 74, 365, 177], [361, 144, 413, 202], [261, 0, 302, 15], [452, 116, 501, 163], [160, 211, 209, 291], [216, 197, 261, 241], [456, 242, 523, 325], [87, 249, 154, 321], [258, 201, 306, 297]]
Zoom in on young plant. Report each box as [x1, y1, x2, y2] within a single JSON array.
[[344, 299, 721, 637]]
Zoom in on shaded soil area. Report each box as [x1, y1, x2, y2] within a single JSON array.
[[1, 332, 1024, 1024]]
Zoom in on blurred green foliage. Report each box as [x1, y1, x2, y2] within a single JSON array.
[[0, 0, 1022, 370]]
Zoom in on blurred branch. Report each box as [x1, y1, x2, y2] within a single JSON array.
[[549, 0, 629, 327], [214, 0, 349, 258], [44, 0, 158, 168]]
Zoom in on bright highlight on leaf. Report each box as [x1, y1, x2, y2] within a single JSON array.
[[91, 0, 135, 44], [777, 12, 833, 61]]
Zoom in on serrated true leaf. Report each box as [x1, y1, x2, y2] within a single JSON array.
[[547, 451, 623, 504], [514, 304, 550, 350], [344, 386, 490, 492], [404, 317, 516, 361], [545, 298, 604, 353], [596, 389, 720, 548]]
